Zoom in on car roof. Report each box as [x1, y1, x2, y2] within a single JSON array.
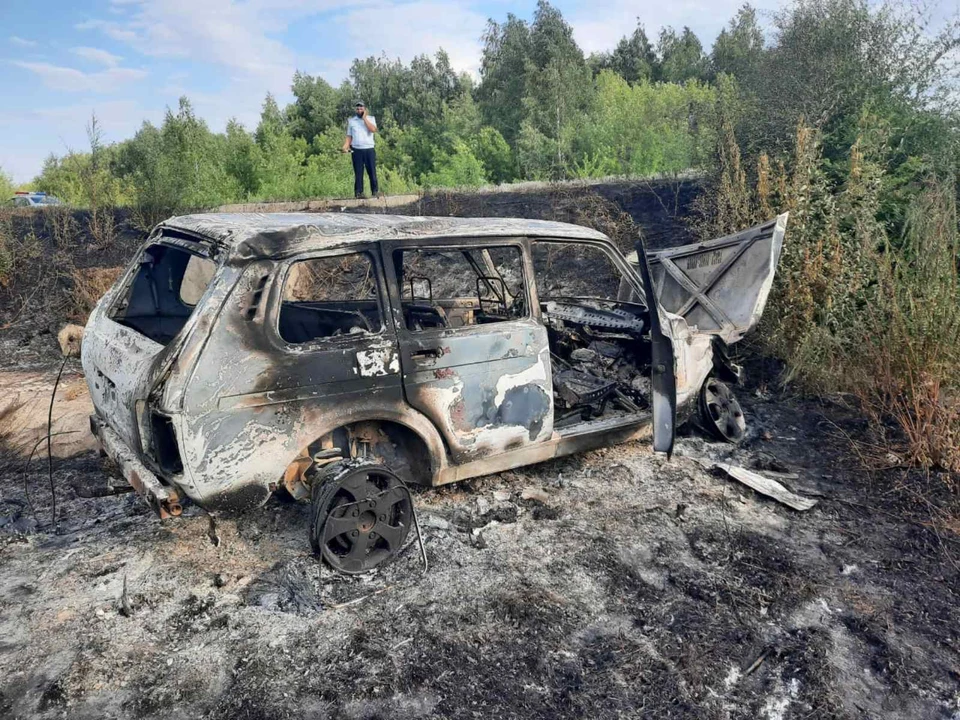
[[11, 193, 56, 204], [158, 212, 611, 261]]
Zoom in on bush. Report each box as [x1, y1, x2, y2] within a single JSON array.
[[69, 266, 125, 323], [850, 180, 960, 471], [698, 112, 960, 474], [575, 72, 717, 177], [422, 141, 487, 189], [0, 166, 13, 200]]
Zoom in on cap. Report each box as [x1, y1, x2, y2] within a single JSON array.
[[355, 100, 365, 107]]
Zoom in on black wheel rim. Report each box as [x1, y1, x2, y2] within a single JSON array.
[[701, 378, 746, 443], [318, 467, 412, 574]]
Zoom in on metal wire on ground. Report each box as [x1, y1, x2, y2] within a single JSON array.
[[46, 355, 69, 530], [22, 430, 78, 527]]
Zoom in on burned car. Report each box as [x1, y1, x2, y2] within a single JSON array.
[[82, 212, 787, 572]]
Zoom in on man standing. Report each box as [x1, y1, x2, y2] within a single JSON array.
[[342, 101, 378, 199]]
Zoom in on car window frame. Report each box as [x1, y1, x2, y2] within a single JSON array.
[[271, 244, 390, 352], [530, 236, 647, 307], [105, 236, 221, 322], [391, 239, 533, 335]]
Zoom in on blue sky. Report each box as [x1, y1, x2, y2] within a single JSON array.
[[0, 0, 798, 183]]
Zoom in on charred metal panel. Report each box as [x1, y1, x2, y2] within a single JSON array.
[[436, 411, 652, 485], [172, 246, 447, 511], [381, 237, 554, 463], [623, 214, 788, 344], [633, 235, 677, 457], [667, 316, 715, 410], [159, 213, 610, 262], [399, 331, 554, 462]]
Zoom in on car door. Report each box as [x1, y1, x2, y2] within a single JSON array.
[[382, 238, 553, 463], [622, 213, 788, 344], [174, 244, 404, 505]]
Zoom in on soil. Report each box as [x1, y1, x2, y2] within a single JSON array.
[[0, 354, 958, 719], [1, 184, 958, 719]]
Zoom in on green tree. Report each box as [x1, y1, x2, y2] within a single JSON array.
[[255, 94, 287, 147], [577, 71, 716, 176], [254, 95, 310, 200], [0, 165, 13, 200], [517, 120, 555, 179], [223, 119, 259, 199], [657, 26, 708, 83], [160, 97, 233, 207], [740, 0, 959, 162], [710, 5, 764, 80], [476, 14, 531, 147], [523, 0, 593, 176], [286, 71, 343, 143], [423, 140, 487, 188], [472, 127, 514, 184], [349, 50, 465, 130], [609, 23, 657, 83]]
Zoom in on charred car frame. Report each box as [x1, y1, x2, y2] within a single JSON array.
[[82, 212, 786, 572]]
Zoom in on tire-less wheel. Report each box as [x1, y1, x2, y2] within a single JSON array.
[[309, 460, 413, 574], [699, 377, 746, 443]]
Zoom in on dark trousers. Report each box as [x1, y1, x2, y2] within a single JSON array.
[[352, 148, 378, 197]]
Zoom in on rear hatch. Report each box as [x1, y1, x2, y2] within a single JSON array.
[[81, 234, 219, 457], [625, 214, 787, 344]]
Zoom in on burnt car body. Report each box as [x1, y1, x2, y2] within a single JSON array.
[[82, 212, 786, 570]]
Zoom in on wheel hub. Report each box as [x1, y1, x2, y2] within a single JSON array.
[[357, 510, 377, 533], [699, 378, 746, 443], [312, 465, 413, 574]]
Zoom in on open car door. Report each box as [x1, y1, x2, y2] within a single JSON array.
[[624, 214, 788, 344]]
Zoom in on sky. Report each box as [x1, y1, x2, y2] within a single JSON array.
[[0, 0, 797, 183]]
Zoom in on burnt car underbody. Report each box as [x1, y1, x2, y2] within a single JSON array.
[[81, 212, 787, 573]]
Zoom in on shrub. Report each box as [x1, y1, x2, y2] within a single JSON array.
[[68, 266, 125, 323], [850, 179, 960, 471], [698, 110, 960, 474], [422, 141, 487, 189], [0, 166, 13, 200]]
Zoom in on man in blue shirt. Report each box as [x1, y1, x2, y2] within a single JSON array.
[[341, 101, 379, 199]]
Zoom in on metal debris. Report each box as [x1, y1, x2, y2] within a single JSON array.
[[712, 462, 818, 511]]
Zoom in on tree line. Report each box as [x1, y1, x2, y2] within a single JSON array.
[[9, 2, 785, 211]]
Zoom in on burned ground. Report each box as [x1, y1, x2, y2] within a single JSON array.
[[1, 182, 958, 718], [1, 357, 958, 719]]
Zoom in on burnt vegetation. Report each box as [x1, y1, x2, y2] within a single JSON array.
[[0, 0, 959, 717]]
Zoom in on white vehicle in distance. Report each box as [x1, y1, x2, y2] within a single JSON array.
[[8, 191, 63, 208]]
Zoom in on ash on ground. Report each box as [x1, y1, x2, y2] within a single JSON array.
[[1, 369, 958, 720]]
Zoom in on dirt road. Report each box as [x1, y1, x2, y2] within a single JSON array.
[[1, 364, 958, 719]]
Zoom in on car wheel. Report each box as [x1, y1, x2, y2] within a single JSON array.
[[698, 377, 746, 443], [309, 459, 413, 574]]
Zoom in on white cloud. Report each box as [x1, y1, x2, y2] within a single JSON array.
[[10, 36, 38, 48], [76, 0, 311, 88], [70, 0, 378, 137], [12, 61, 148, 93], [71, 46, 123, 67], [333, 1, 487, 75], [569, 0, 785, 56], [75, 19, 139, 44]]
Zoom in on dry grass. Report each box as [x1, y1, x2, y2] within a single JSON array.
[[285, 255, 374, 302], [87, 207, 116, 248], [697, 117, 960, 481], [43, 206, 81, 250], [68, 266, 124, 323]]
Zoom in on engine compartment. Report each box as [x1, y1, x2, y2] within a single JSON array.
[[541, 299, 653, 428]]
